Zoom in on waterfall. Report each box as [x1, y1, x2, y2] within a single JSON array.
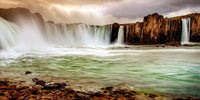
[[17, 17, 47, 48], [44, 23, 111, 47], [0, 17, 112, 50], [116, 26, 124, 45], [181, 18, 191, 45], [0, 17, 19, 49]]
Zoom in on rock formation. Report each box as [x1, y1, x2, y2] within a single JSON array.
[[0, 7, 46, 33], [111, 23, 120, 43], [112, 13, 200, 44], [0, 7, 44, 24]]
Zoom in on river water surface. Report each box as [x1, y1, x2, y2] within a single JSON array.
[[0, 45, 200, 98]]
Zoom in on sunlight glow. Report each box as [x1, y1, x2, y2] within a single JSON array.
[[50, 4, 103, 17], [165, 7, 200, 18], [0, 0, 19, 5]]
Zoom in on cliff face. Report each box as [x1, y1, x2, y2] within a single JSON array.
[[122, 22, 142, 44], [0, 7, 46, 35], [0, 7, 44, 24], [189, 14, 200, 42], [112, 13, 200, 44], [111, 23, 120, 43]]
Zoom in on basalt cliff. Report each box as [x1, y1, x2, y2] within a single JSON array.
[[111, 13, 200, 44]]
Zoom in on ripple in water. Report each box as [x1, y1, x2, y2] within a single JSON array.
[[0, 46, 200, 98]]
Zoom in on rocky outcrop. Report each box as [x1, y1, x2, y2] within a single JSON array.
[[123, 22, 143, 44], [0, 7, 46, 33], [112, 13, 200, 44], [0, 7, 44, 24], [111, 23, 120, 43]]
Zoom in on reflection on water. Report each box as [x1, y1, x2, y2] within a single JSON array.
[[0, 45, 200, 97]]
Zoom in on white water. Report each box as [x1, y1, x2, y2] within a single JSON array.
[[18, 18, 47, 48], [0, 17, 112, 50], [0, 17, 19, 49], [181, 18, 191, 45], [116, 26, 124, 45], [45, 23, 111, 47]]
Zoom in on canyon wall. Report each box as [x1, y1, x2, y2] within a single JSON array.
[[111, 13, 200, 44]]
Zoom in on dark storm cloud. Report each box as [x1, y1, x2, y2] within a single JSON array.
[[106, 0, 200, 18], [173, 0, 200, 7]]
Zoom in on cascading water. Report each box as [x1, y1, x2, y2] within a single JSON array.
[[181, 18, 191, 45], [17, 18, 47, 48], [0, 17, 19, 49], [0, 17, 112, 50], [116, 26, 124, 45], [44, 22, 111, 47]]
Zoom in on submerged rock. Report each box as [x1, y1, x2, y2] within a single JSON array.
[[125, 46, 130, 48], [165, 42, 181, 47], [43, 82, 67, 90], [32, 78, 46, 86], [148, 94, 159, 98], [25, 71, 32, 75], [155, 44, 166, 48]]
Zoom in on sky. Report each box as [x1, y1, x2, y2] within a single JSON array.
[[0, 0, 200, 25]]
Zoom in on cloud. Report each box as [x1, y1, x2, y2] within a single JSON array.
[[106, 0, 200, 18], [0, 0, 130, 25], [0, 0, 199, 24], [164, 7, 200, 18]]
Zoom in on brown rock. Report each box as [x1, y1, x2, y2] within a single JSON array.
[[0, 81, 8, 86], [0, 7, 44, 24], [0, 96, 8, 100], [25, 71, 32, 75], [165, 42, 181, 47], [43, 82, 67, 90], [121, 13, 200, 45], [124, 22, 143, 44], [32, 78, 46, 86], [0, 7, 46, 34], [148, 93, 158, 98], [111, 23, 120, 43]]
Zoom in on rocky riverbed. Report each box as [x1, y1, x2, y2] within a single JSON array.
[[1, 78, 195, 100], [1, 69, 200, 100]]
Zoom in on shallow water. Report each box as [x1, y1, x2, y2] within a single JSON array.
[[0, 45, 200, 98]]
